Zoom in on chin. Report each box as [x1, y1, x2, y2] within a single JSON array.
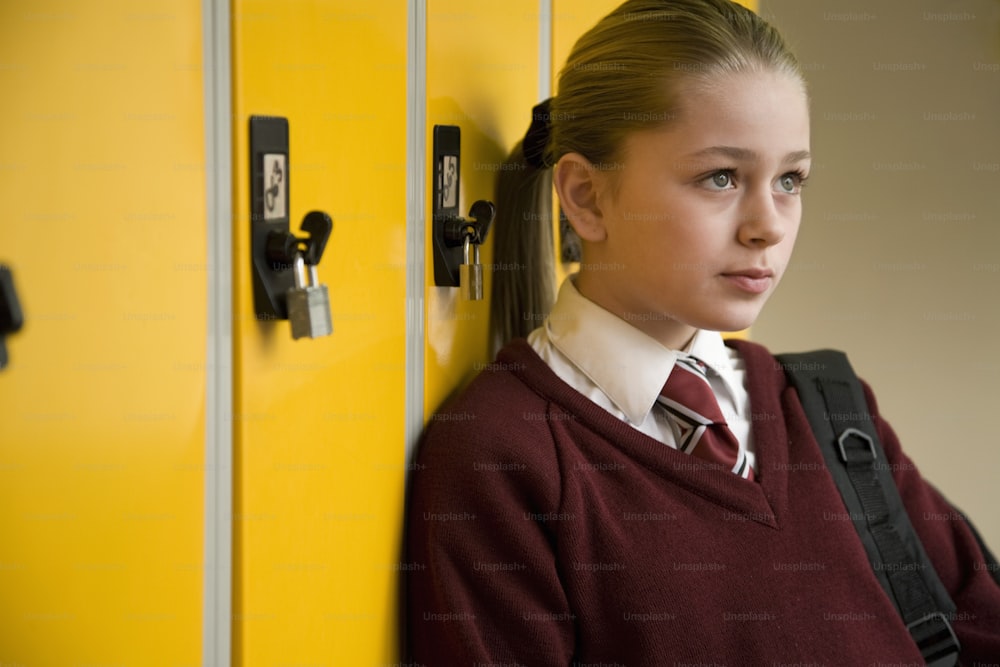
[[697, 309, 762, 334]]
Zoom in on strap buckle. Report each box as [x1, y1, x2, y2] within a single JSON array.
[[906, 612, 960, 667], [836, 427, 877, 465]]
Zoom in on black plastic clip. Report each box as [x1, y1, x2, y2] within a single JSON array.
[[0, 265, 24, 370], [254, 209, 334, 320], [433, 200, 495, 288], [266, 211, 333, 267]]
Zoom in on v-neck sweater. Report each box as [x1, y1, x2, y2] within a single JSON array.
[[406, 338, 1000, 665]]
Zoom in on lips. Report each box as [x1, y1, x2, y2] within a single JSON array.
[[723, 268, 773, 280], [720, 268, 774, 294]]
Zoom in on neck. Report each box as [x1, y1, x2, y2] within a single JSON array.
[[573, 271, 698, 351]]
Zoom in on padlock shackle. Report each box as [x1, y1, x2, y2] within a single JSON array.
[[292, 254, 307, 289], [461, 235, 481, 264], [460, 223, 478, 243]]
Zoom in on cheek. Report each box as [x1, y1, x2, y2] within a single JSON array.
[[614, 182, 708, 261], [776, 209, 803, 266], [785, 200, 803, 238], [787, 219, 802, 247]]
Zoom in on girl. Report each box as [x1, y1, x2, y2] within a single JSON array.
[[406, 0, 1000, 664]]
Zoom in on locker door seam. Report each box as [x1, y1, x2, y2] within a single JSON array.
[[202, 0, 233, 663]]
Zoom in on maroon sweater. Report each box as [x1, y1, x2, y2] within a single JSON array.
[[406, 339, 1000, 665]]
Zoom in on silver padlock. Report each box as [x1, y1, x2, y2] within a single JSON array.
[[459, 235, 483, 300], [286, 254, 332, 339]]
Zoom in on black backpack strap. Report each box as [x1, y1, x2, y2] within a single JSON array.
[[776, 350, 961, 667]]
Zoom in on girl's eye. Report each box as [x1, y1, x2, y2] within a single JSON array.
[[776, 172, 807, 194], [704, 170, 734, 190]]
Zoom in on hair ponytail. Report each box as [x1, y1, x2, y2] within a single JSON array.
[[489, 139, 555, 355]]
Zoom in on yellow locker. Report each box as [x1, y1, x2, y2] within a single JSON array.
[[0, 1, 206, 664], [231, 1, 408, 664], [424, 0, 540, 417]]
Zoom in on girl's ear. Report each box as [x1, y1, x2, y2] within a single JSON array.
[[554, 152, 607, 242]]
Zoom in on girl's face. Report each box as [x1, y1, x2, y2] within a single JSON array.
[[566, 70, 811, 350]]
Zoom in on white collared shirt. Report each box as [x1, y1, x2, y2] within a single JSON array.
[[527, 277, 756, 473]]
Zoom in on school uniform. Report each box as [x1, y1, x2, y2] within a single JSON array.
[[405, 279, 1000, 665]]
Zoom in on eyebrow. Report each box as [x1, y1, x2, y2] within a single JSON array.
[[688, 145, 812, 164]]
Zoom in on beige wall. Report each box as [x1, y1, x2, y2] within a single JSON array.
[[756, 0, 1000, 548]]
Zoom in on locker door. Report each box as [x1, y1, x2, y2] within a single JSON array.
[[230, 2, 408, 664], [0, 1, 207, 664], [423, 0, 541, 417]]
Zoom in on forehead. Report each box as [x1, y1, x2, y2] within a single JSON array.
[[627, 70, 811, 164]]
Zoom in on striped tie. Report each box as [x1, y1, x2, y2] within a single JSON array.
[[656, 355, 753, 480]]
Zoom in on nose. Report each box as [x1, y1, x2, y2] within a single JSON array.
[[737, 187, 787, 248]]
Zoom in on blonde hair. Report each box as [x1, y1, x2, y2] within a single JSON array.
[[489, 0, 804, 351]]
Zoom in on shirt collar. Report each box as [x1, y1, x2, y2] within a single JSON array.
[[544, 277, 734, 425], [685, 327, 742, 408]]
